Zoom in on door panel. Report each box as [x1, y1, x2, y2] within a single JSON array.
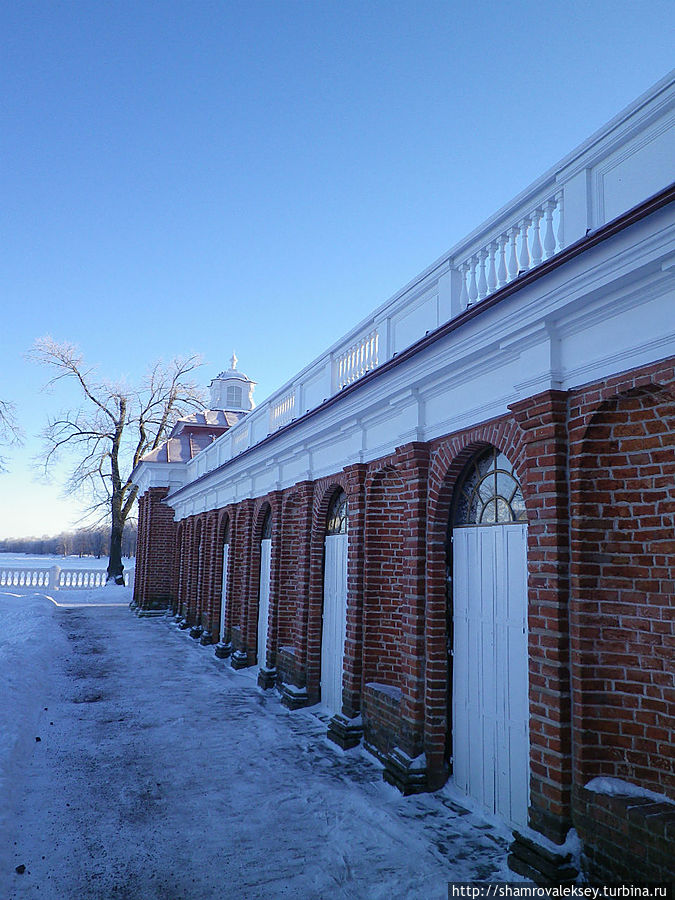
[[321, 532, 348, 716], [257, 538, 272, 666], [452, 523, 528, 829], [219, 544, 229, 643]]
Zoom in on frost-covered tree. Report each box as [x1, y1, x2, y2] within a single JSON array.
[[0, 398, 22, 472], [31, 337, 205, 584]]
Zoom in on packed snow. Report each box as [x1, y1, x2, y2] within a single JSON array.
[[584, 777, 675, 806], [1, 586, 522, 899]]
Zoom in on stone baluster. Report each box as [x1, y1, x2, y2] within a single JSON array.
[[543, 199, 557, 259], [507, 227, 519, 281], [497, 234, 508, 287], [459, 262, 469, 308], [477, 249, 488, 300], [519, 218, 531, 272], [468, 257, 478, 307], [487, 242, 497, 294], [530, 208, 543, 266], [556, 191, 564, 252]]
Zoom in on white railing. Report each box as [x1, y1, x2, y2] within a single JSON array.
[[335, 330, 379, 390], [57, 569, 107, 589], [269, 389, 296, 432], [0, 567, 54, 588], [231, 425, 249, 454], [457, 193, 563, 307], [0, 565, 134, 590], [165, 75, 674, 489]]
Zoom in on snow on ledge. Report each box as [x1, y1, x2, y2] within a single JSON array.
[[584, 777, 675, 806]]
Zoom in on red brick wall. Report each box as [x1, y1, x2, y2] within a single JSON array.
[[363, 683, 403, 759], [213, 511, 232, 642], [306, 479, 350, 706], [573, 786, 675, 883], [243, 498, 277, 666], [142, 353, 674, 880], [277, 484, 313, 689], [363, 463, 407, 689], [570, 376, 675, 799], [133, 487, 177, 610]]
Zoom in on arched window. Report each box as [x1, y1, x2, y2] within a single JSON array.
[[453, 447, 526, 526], [226, 384, 242, 407], [326, 490, 348, 535], [261, 509, 272, 541]]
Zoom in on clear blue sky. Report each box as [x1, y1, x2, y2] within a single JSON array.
[[1, 0, 673, 538]]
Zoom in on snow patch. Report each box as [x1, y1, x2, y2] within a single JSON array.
[[585, 777, 675, 806], [366, 681, 402, 701]]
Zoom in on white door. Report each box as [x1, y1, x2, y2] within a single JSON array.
[[321, 532, 348, 716], [452, 523, 529, 829], [219, 543, 229, 643], [257, 538, 272, 666]]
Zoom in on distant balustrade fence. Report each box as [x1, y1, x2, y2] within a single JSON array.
[[0, 565, 134, 590]]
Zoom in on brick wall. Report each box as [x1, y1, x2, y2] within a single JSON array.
[[363, 463, 406, 688], [137, 353, 674, 881], [363, 682, 403, 760], [133, 486, 177, 611], [573, 786, 675, 883], [277, 484, 313, 690]]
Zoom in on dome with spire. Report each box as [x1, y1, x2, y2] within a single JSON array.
[[208, 352, 256, 412]]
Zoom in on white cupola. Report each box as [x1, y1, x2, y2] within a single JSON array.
[[208, 352, 256, 412]]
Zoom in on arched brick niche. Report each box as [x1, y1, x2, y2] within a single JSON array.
[[425, 420, 531, 781], [175, 521, 189, 617], [199, 512, 218, 638], [425, 438, 497, 782], [193, 518, 204, 625], [213, 511, 231, 645], [307, 481, 349, 707], [362, 464, 409, 757], [246, 499, 273, 665], [276, 485, 313, 692], [572, 385, 675, 797]]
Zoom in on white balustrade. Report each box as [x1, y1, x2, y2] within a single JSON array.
[[335, 330, 379, 390], [269, 390, 296, 432], [0, 567, 52, 588], [148, 74, 674, 498], [231, 426, 249, 454], [57, 569, 106, 589], [0, 565, 110, 590], [457, 193, 563, 309]]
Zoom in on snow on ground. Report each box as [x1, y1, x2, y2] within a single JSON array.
[[0, 553, 135, 570], [1, 588, 519, 899]]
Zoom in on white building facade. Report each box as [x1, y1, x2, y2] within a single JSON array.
[[132, 73, 675, 884]]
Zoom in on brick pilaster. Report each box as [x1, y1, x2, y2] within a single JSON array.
[[510, 389, 572, 842]]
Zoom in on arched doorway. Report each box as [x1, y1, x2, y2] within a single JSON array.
[[257, 510, 272, 668], [321, 490, 348, 715], [219, 522, 230, 643], [448, 447, 529, 828]]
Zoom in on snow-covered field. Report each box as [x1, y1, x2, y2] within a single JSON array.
[[1, 586, 520, 899], [0, 553, 134, 569]]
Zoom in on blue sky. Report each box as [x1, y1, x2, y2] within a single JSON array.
[[1, 0, 673, 539]]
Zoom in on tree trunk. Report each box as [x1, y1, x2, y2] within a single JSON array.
[[107, 406, 126, 585], [107, 502, 125, 584]]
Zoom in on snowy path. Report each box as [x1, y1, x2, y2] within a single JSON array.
[[2, 594, 513, 899]]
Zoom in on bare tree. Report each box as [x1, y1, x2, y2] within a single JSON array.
[[0, 398, 23, 472], [31, 337, 205, 583]]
